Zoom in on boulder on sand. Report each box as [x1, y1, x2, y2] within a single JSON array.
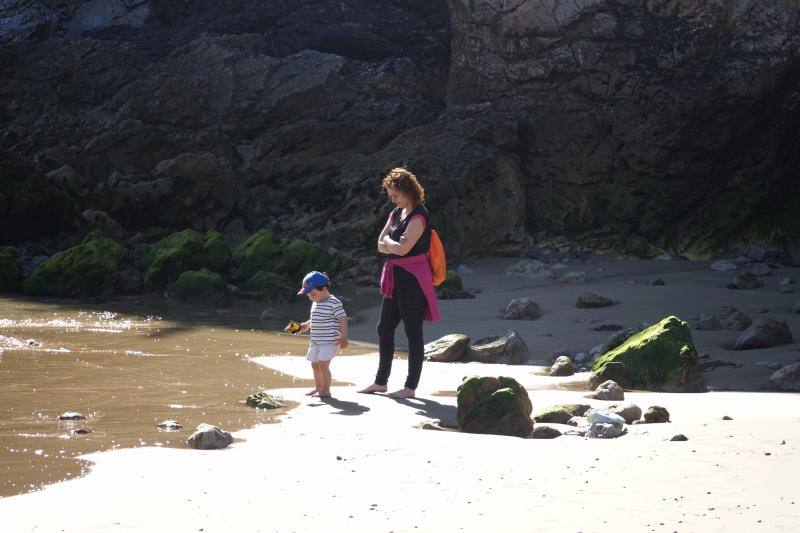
[[498, 297, 542, 320], [424, 334, 470, 362], [734, 319, 793, 350], [186, 423, 234, 449], [591, 316, 704, 392], [457, 376, 533, 437], [467, 330, 531, 364]]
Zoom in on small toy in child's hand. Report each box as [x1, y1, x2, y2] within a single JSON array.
[[284, 320, 302, 334]]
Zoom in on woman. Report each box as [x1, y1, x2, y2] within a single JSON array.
[[359, 167, 440, 399]]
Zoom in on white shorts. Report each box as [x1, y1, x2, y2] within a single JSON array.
[[306, 344, 337, 363]]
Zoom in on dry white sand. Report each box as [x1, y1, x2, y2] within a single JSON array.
[[1, 257, 799, 532]]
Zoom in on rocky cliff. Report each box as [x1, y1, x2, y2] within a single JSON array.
[[1, 0, 798, 264]]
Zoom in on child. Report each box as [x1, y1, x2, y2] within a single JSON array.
[[297, 271, 348, 398]]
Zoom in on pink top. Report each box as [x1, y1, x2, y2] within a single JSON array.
[[380, 254, 441, 323]]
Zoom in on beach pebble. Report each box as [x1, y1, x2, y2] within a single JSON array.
[[505, 259, 552, 278], [574, 352, 591, 364], [588, 422, 626, 439], [593, 323, 624, 331], [715, 306, 752, 331], [590, 379, 625, 401], [186, 423, 233, 450], [780, 278, 796, 286], [531, 425, 562, 439], [650, 278, 666, 286], [576, 292, 615, 309], [722, 416, 733, 420], [550, 356, 575, 377], [417, 420, 445, 431], [57, 411, 86, 421], [608, 403, 643, 424], [560, 271, 588, 284], [727, 271, 764, 290], [644, 406, 670, 423], [769, 362, 800, 391], [670, 434, 689, 441], [767, 362, 783, 370], [586, 408, 626, 426], [498, 297, 542, 320], [71, 428, 91, 435], [424, 334, 470, 362], [456, 264, 475, 275], [158, 420, 183, 430], [710, 260, 737, 272], [734, 319, 793, 350]]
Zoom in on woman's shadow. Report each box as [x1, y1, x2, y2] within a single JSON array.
[[313, 396, 370, 416], [390, 396, 458, 427]]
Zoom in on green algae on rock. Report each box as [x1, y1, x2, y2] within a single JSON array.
[[172, 268, 228, 304], [456, 376, 533, 437], [591, 316, 704, 392], [238, 270, 291, 301], [245, 391, 285, 409], [22, 231, 125, 297], [145, 229, 231, 287], [439, 270, 463, 292], [0, 247, 22, 292], [533, 404, 590, 424], [232, 229, 282, 282]]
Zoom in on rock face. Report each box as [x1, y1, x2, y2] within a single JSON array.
[[456, 376, 533, 437], [186, 423, 234, 450], [591, 316, 704, 392], [424, 334, 470, 362], [467, 330, 531, 364], [2, 1, 799, 261], [734, 319, 793, 350]]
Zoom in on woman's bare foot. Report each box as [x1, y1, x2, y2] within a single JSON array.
[[358, 383, 388, 394], [388, 387, 415, 399], [318, 390, 332, 398], [305, 389, 319, 396]]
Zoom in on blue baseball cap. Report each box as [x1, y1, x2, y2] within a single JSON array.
[[298, 271, 330, 295]]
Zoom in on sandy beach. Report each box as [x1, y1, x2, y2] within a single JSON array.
[[1, 256, 799, 532]]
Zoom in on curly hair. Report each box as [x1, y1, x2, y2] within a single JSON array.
[[381, 167, 425, 206]]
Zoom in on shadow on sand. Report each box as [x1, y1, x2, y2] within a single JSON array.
[[390, 396, 458, 427], [314, 396, 370, 416]]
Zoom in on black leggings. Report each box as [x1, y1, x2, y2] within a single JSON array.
[[375, 273, 427, 390]]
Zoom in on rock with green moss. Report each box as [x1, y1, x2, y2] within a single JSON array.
[[533, 404, 590, 424], [172, 269, 228, 304], [245, 391, 285, 409], [591, 316, 704, 392], [438, 270, 463, 291], [145, 229, 230, 287], [238, 270, 291, 301], [232, 229, 282, 281], [456, 376, 533, 437], [280, 238, 334, 281], [0, 247, 22, 292], [22, 231, 125, 297]]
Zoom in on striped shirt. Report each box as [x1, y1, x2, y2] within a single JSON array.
[[309, 295, 346, 345]]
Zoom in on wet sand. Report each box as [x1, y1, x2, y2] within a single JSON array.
[[1, 256, 799, 531]]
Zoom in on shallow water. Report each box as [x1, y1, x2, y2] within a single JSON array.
[[0, 296, 363, 498]]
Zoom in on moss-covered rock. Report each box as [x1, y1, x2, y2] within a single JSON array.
[[172, 269, 228, 304], [438, 270, 463, 292], [145, 229, 230, 287], [232, 229, 282, 282], [456, 375, 533, 437], [533, 404, 590, 424], [0, 246, 22, 292], [238, 270, 291, 301], [280, 238, 334, 282], [591, 316, 704, 392], [22, 231, 125, 297], [245, 391, 285, 409]]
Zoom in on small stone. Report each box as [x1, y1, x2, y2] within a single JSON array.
[[576, 292, 614, 308], [780, 278, 796, 286], [722, 416, 733, 420], [531, 425, 562, 439], [593, 323, 624, 331], [750, 263, 771, 277], [498, 297, 542, 320], [559, 271, 588, 284], [650, 278, 666, 286], [727, 271, 764, 290], [644, 406, 670, 423], [710, 260, 737, 272], [57, 411, 86, 421], [158, 420, 183, 430], [670, 434, 688, 441], [574, 352, 591, 364], [71, 428, 91, 435]]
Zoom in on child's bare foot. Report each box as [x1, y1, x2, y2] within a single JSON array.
[[305, 389, 319, 396], [358, 383, 388, 394], [388, 388, 415, 399]]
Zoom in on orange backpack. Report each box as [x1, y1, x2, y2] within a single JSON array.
[[428, 229, 446, 286]]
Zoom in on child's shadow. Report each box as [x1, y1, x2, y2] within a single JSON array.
[[314, 396, 370, 416], [391, 397, 458, 427]]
